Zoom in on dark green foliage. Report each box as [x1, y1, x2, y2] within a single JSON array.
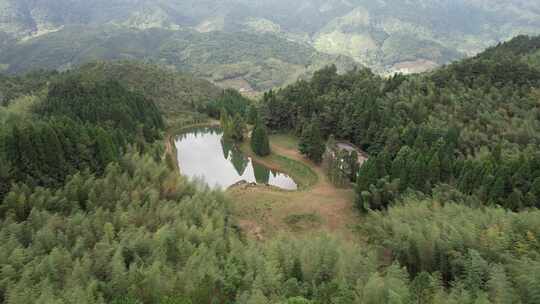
[[247, 104, 259, 125], [1, 61, 221, 120], [205, 89, 251, 119], [219, 99, 248, 142], [0, 160, 12, 200], [263, 35, 540, 211], [72, 61, 221, 119], [0, 70, 56, 106], [231, 114, 246, 142], [299, 117, 326, 164], [251, 120, 271, 157], [261, 89, 296, 130], [0, 73, 166, 202], [0, 118, 121, 198], [37, 76, 164, 142]]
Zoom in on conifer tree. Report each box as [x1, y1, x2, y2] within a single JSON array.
[[251, 120, 270, 156], [231, 113, 246, 142], [291, 257, 304, 282], [299, 117, 325, 164], [348, 151, 359, 182], [0, 159, 12, 201], [220, 108, 233, 139], [247, 104, 259, 125], [357, 158, 378, 192]]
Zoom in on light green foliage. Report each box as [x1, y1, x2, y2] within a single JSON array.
[[283, 297, 312, 304], [487, 264, 516, 304], [364, 197, 540, 303], [0, 167, 424, 304], [363, 264, 411, 304]]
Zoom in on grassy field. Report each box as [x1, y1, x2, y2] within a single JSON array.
[[230, 133, 361, 241], [269, 133, 300, 150], [239, 139, 318, 190]]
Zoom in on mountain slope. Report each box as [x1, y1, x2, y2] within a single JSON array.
[[260, 35, 540, 211], [0, 25, 357, 93], [0, 61, 222, 119], [2, 0, 540, 77]]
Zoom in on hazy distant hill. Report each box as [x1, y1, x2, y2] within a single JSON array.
[[1, 0, 540, 88], [0, 25, 357, 93]]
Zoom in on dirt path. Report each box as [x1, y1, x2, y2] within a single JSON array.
[[229, 136, 361, 241]]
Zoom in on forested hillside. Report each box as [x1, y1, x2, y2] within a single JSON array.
[[2, 35, 540, 303], [0, 76, 163, 199], [0, 61, 222, 200], [0, 61, 221, 117], [261, 35, 540, 210], [0, 26, 356, 93]]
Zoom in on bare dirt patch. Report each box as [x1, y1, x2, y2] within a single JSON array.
[[390, 59, 438, 74]]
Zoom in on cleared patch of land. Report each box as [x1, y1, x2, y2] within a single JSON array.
[[229, 134, 361, 241]]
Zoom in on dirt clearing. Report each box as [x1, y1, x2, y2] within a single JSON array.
[[228, 134, 362, 241]]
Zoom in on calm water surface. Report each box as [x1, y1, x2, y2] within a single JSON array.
[[175, 126, 297, 190]]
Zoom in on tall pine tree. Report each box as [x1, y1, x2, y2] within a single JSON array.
[[231, 113, 246, 142], [251, 120, 270, 156], [299, 117, 325, 164]]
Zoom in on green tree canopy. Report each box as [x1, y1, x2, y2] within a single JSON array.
[[251, 120, 271, 156]]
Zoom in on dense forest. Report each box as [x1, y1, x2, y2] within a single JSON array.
[[5, 150, 540, 304], [2, 35, 540, 303], [0, 61, 218, 202], [260, 35, 540, 211], [0, 75, 164, 200]]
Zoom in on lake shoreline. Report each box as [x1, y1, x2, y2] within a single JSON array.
[[173, 125, 298, 190]]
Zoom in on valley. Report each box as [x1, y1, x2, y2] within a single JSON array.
[[2, 0, 540, 93]]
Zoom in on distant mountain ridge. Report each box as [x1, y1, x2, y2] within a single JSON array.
[[1, 0, 540, 89], [0, 25, 358, 93]]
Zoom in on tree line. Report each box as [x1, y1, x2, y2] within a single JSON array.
[[4, 150, 540, 303], [0, 76, 164, 202], [258, 35, 540, 211]]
